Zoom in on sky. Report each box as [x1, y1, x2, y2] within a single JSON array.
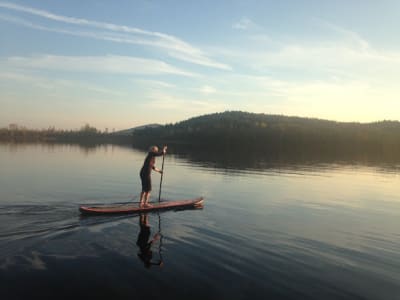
[[0, 0, 399, 130]]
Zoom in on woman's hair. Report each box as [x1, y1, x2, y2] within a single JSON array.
[[149, 145, 158, 153]]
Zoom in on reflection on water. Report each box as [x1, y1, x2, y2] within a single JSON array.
[[136, 214, 163, 268], [171, 147, 400, 176], [0, 143, 400, 299]]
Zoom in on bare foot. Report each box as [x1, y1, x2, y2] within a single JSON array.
[[144, 203, 153, 208]]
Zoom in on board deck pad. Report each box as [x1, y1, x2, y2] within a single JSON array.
[[79, 197, 204, 215]]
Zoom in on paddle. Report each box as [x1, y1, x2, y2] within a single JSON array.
[[158, 149, 166, 203]]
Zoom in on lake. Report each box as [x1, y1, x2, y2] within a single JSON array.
[[0, 143, 399, 299]]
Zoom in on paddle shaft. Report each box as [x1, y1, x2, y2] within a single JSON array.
[[158, 153, 165, 202]]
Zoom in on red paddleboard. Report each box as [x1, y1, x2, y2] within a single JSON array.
[[79, 197, 204, 215]]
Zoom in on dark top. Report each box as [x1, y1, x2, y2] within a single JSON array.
[[140, 150, 164, 177]]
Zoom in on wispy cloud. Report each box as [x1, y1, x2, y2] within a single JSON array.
[[145, 91, 227, 113], [232, 17, 258, 30], [216, 21, 400, 82], [3, 54, 196, 77], [250, 41, 400, 81], [316, 19, 370, 50], [199, 85, 217, 95], [132, 79, 176, 89], [0, 70, 126, 97], [0, 2, 231, 70]]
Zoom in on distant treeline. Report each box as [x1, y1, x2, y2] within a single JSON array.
[[0, 124, 130, 144], [132, 111, 400, 161], [3, 111, 400, 161]]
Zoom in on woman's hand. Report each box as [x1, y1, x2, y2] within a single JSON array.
[[162, 145, 168, 154]]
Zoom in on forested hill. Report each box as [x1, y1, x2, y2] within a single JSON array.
[[132, 111, 400, 157]]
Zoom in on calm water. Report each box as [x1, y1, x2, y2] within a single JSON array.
[[1, 143, 400, 300]]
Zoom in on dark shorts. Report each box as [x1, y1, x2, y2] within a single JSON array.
[[140, 170, 151, 192]]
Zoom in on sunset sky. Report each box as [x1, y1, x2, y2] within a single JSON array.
[[1, 0, 399, 130]]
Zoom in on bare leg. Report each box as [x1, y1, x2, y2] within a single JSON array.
[[140, 192, 145, 207], [144, 192, 152, 207]]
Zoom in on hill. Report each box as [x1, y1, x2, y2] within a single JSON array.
[[131, 111, 400, 159], [113, 124, 161, 136]]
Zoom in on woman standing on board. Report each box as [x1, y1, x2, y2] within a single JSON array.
[[139, 145, 167, 207]]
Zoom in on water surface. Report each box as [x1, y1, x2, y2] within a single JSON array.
[[0, 143, 399, 299]]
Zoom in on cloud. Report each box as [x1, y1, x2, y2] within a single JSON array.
[[199, 85, 216, 94], [0, 70, 126, 97], [145, 91, 227, 113], [232, 17, 258, 30], [3, 54, 196, 77], [247, 39, 400, 87], [215, 21, 400, 83], [0, 2, 230, 70], [316, 19, 370, 50], [133, 79, 176, 89], [0, 2, 179, 40]]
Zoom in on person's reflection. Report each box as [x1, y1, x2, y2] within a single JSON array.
[[136, 213, 162, 268]]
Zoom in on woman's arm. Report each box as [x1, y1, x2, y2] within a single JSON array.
[[152, 166, 163, 174]]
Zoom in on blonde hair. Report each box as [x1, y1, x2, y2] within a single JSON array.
[[149, 145, 158, 153]]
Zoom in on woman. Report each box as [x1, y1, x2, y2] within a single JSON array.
[[139, 145, 167, 207]]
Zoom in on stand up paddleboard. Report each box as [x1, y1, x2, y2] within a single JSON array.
[[79, 197, 204, 215]]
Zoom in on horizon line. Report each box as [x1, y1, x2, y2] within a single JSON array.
[[2, 111, 400, 131]]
